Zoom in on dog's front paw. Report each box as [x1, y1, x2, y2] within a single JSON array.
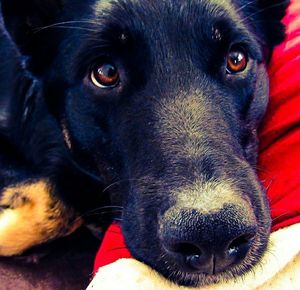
[[0, 179, 82, 256]]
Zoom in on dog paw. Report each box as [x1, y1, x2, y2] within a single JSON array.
[[0, 179, 82, 256]]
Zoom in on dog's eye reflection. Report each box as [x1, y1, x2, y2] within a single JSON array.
[[90, 63, 120, 88], [226, 46, 248, 74]]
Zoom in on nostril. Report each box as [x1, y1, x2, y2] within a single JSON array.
[[164, 242, 214, 273], [227, 233, 255, 256], [167, 242, 202, 257], [212, 233, 256, 274]]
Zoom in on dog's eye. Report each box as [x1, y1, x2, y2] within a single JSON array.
[[226, 47, 247, 74], [90, 63, 120, 88]]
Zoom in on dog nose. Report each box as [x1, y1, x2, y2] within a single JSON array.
[[160, 205, 257, 274]]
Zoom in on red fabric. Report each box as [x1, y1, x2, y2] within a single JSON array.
[[93, 223, 132, 274], [258, 0, 300, 231], [94, 0, 300, 273]]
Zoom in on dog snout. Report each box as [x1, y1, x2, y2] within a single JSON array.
[[160, 204, 257, 274]]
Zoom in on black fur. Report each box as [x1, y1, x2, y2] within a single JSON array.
[[0, 0, 108, 232], [0, 0, 289, 286]]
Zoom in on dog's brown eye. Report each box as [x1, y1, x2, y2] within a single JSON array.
[[226, 47, 247, 74], [90, 63, 120, 88]]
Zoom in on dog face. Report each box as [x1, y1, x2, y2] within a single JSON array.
[[3, 0, 288, 286]]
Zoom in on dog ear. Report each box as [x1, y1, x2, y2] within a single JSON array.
[[256, 0, 290, 47], [0, 6, 29, 135], [1, 0, 63, 27], [0, 0, 63, 55], [241, 0, 290, 50]]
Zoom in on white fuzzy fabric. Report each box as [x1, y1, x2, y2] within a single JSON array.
[[88, 223, 300, 290]]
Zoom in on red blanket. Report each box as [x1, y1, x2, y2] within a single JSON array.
[[94, 0, 300, 272], [258, 0, 300, 231]]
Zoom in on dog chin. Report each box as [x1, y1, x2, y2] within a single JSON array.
[[157, 261, 253, 287], [163, 271, 230, 287]]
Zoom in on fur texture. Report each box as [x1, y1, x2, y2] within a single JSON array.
[[0, 0, 289, 287]]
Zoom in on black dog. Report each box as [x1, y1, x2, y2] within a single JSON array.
[[0, 1, 108, 257], [0, 0, 289, 287]]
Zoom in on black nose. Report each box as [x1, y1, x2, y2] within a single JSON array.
[[160, 205, 257, 274]]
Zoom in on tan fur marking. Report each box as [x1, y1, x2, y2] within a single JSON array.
[[95, 0, 113, 14], [155, 93, 229, 159], [0, 180, 82, 256], [175, 180, 252, 215], [61, 120, 72, 150]]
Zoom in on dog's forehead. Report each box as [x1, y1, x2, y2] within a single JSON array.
[[93, 0, 238, 36], [94, 0, 234, 13]]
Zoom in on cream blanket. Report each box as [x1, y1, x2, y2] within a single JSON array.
[[88, 223, 300, 290]]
